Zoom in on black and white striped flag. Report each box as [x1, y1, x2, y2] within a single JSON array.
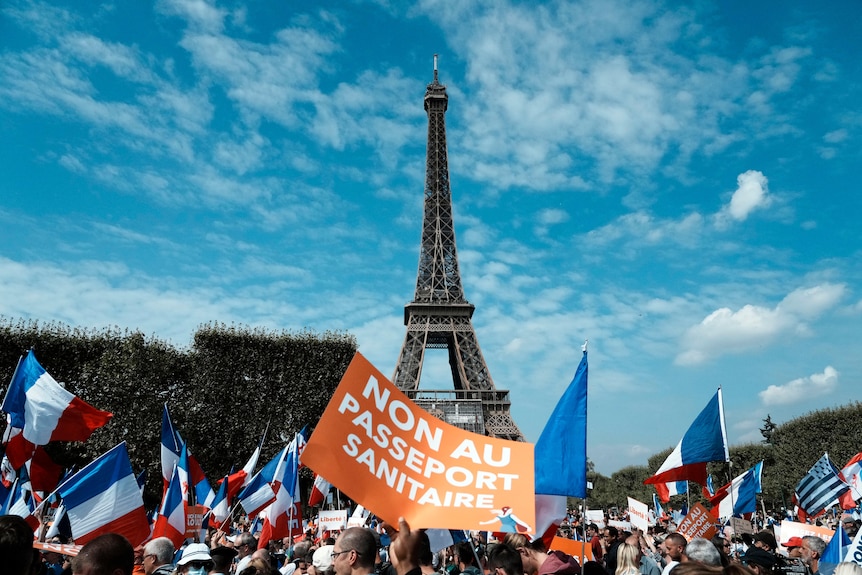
[[795, 453, 850, 518]]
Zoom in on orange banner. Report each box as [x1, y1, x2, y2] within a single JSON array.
[[301, 352, 535, 531], [549, 537, 593, 561], [677, 502, 717, 541]]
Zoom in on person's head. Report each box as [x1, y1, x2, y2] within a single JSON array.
[[604, 527, 619, 545], [582, 561, 605, 575], [662, 533, 686, 562], [418, 531, 434, 567], [624, 535, 644, 560], [616, 544, 639, 575], [586, 524, 599, 537], [842, 516, 859, 536], [239, 557, 276, 575], [332, 528, 376, 575], [741, 547, 777, 575], [683, 538, 721, 566], [456, 541, 477, 568], [142, 537, 175, 574], [834, 563, 862, 575], [751, 532, 777, 553], [72, 533, 134, 575], [177, 543, 213, 575], [294, 541, 312, 561], [487, 543, 523, 575], [236, 534, 258, 559], [210, 546, 238, 574], [781, 537, 804, 559], [800, 536, 826, 569], [502, 533, 545, 574], [667, 564, 724, 575], [0, 515, 33, 575]]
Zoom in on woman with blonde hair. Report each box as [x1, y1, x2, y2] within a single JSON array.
[[616, 544, 640, 575]]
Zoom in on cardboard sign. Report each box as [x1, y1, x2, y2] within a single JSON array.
[[301, 353, 535, 531], [319, 509, 349, 531], [586, 509, 606, 529], [729, 517, 754, 535], [677, 503, 717, 541], [628, 497, 650, 533], [186, 504, 208, 540]]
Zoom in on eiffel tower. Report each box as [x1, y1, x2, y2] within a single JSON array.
[[392, 57, 524, 441]]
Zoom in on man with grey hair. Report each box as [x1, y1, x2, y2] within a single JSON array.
[[235, 533, 258, 573], [800, 536, 826, 575], [143, 537, 175, 575], [682, 538, 721, 566]]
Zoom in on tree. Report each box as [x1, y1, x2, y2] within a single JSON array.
[[0, 317, 357, 508]]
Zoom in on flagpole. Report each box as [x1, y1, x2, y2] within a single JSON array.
[[717, 386, 736, 530], [580, 502, 586, 568]]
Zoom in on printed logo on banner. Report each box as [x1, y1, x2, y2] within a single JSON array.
[[300, 353, 535, 531]]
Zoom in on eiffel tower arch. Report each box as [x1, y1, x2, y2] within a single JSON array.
[[392, 57, 524, 442]]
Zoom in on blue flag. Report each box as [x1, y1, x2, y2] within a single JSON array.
[[819, 522, 850, 575], [534, 348, 588, 498]]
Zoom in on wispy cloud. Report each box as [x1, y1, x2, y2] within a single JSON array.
[[759, 366, 839, 406], [676, 283, 845, 365]]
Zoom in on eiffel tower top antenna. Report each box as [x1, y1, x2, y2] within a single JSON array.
[[433, 53, 439, 83]]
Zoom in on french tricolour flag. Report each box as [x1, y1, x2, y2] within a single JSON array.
[[2, 351, 112, 468], [709, 461, 762, 519], [55, 442, 149, 546], [153, 463, 187, 548], [238, 446, 285, 518], [161, 404, 182, 492], [644, 389, 728, 487], [308, 473, 332, 507], [655, 480, 688, 503]]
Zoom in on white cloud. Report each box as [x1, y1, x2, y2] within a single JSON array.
[[726, 170, 771, 221], [759, 366, 838, 405], [676, 283, 845, 365]]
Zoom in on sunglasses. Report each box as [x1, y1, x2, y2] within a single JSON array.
[[187, 561, 214, 569]]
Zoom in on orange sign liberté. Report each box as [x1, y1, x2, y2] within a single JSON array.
[[300, 352, 535, 531]]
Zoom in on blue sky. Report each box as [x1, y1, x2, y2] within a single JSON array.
[[1, 0, 860, 476]]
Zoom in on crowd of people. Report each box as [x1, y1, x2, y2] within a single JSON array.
[[1, 506, 861, 575]]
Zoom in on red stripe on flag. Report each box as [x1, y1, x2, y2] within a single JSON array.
[[74, 507, 150, 547], [51, 397, 113, 442]]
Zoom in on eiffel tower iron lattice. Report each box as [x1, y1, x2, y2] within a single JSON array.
[[392, 57, 524, 441]]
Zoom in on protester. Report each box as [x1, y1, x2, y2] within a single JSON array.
[[0, 515, 34, 575], [682, 538, 721, 567], [211, 546, 238, 575], [841, 516, 859, 539], [453, 542, 482, 575], [624, 533, 661, 575], [750, 533, 777, 555], [235, 534, 260, 573], [176, 544, 215, 575], [143, 537, 175, 575], [616, 544, 641, 575], [834, 563, 862, 575], [503, 532, 580, 575], [740, 548, 776, 575], [72, 533, 135, 575], [780, 537, 803, 559], [660, 534, 686, 575], [586, 525, 603, 563], [800, 536, 826, 575], [603, 527, 623, 575]]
